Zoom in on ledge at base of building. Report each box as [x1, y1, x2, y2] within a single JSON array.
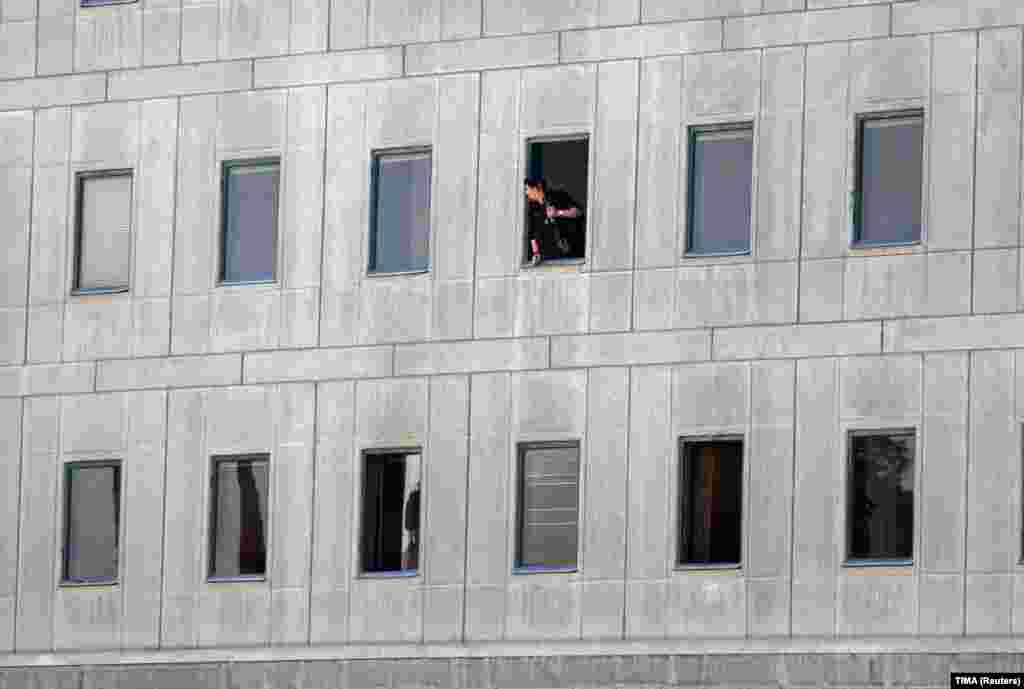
[[2, 645, 1024, 689]]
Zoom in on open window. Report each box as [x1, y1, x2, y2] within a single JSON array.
[[678, 437, 743, 568], [523, 137, 588, 265], [208, 454, 269, 580], [360, 450, 421, 575]]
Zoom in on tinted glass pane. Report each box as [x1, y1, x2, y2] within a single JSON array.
[[78, 174, 132, 290], [370, 152, 431, 273], [64, 464, 120, 582], [361, 453, 421, 573], [222, 162, 279, 283], [858, 116, 923, 244], [517, 445, 579, 569], [688, 128, 753, 255], [210, 457, 268, 578], [848, 433, 914, 561], [679, 441, 742, 565]]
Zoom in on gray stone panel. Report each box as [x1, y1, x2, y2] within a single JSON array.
[[254, 48, 403, 88], [108, 61, 253, 101], [245, 346, 392, 383], [552, 331, 709, 368], [561, 21, 721, 62], [724, 5, 889, 49]]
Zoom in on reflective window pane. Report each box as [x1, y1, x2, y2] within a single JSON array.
[[688, 126, 753, 255], [222, 161, 279, 283], [679, 440, 743, 566], [63, 463, 120, 583], [516, 443, 579, 570], [209, 456, 268, 579], [361, 452, 421, 574], [77, 173, 132, 291], [856, 114, 923, 245], [847, 432, 915, 561], [370, 151, 432, 273]]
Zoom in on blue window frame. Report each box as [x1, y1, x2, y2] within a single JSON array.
[[686, 124, 753, 256], [369, 149, 432, 274], [852, 112, 924, 246], [220, 159, 279, 284], [515, 441, 579, 573], [62, 462, 121, 585]]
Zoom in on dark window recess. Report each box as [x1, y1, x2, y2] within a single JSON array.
[[221, 160, 280, 283], [63, 462, 121, 584], [516, 442, 580, 571], [853, 113, 923, 245], [524, 138, 588, 263], [369, 150, 432, 274], [687, 125, 753, 255], [679, 439, 743, 566], [74, 170, 133, 293], [847, 431, 915, 562], [209, 455, 269, 579], [361, 451, 421, 574]]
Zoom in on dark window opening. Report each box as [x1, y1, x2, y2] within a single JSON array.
[[847, 431, 915, 563], [221, 159, 280, 284], [523, 138, 588, 265], [686, 124, 753, 255], [63, 462, 121, 584], [515, 442, 579, 571], [74, 170, 133, 294], [209, 455, 269, 579], [369, 149, 432, 274], [361, 451, 421, 574], [678, 438, 743, 566], [853, 112, 923, 246]]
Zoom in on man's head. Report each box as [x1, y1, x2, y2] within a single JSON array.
[[524, 177, 546, 204]]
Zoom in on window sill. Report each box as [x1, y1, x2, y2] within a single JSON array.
[[848, 242, 920, 256], [70, 286, 130, 297], [206, 575, 267, 584], [513, 565, 577, 575], [365, 268, 431, 278], [521, 258, 586, 272], [683, 250, 751, 259], [216, 279, 278, 288], [59, 579, 119, 588], [358, 570, 419, 579], [674, 563, 742, 573], [843, 559, 913, 572]]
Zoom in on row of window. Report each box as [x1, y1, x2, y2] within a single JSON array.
[[69, 111, 924, 293], [61, 431, 915, 586]]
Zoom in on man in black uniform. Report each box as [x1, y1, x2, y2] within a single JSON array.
[[524, 177, 584, 266]]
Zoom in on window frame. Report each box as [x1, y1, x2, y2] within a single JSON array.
[[367, 147, 433, 277], [684, 122, 755, 258], [357, 447, 423, 578], [676, 435, 744, 570], [850, 110, 925, 249], [72, 168, 134, 296], [521, 134, 591, 268], [513, 440, 581, 575], [61, 460, 122, 587], [207, 453, 271, 583], [80, 0, 138, 6], [218, 158, 281, 286], [844, 428, 916, 567]]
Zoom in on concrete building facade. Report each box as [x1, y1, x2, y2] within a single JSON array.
[[2, 0, 1024, 686]]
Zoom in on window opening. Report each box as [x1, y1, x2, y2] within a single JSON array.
[[523, 138, 588, 266], [63, 461, 121, 584], [678, 438, 743, 567], [846, 430, 915, 563], [361, 451, 421, 574], [369, 149, 432, 274], [221, 159, 280, 284], [686, 124, 753, 256], [853, 112, 924, 246], [515, 441, 580, 571], [209, 454, 269, 579]]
